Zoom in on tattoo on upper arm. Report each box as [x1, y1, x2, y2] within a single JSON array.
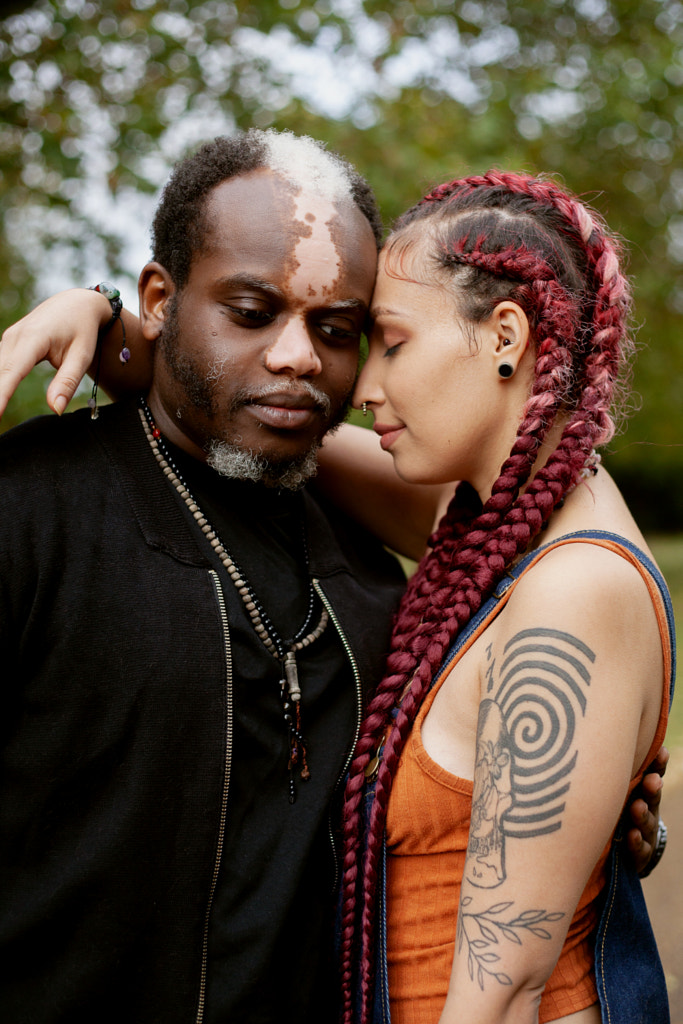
[[467, 627, 595, 888]]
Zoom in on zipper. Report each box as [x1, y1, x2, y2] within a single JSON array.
[[195, 570, 234, 1024], [379, 840, 391, 1023], [312, 578, 364, 892]]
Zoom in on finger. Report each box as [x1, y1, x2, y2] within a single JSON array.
[[45, 342, 99, 415], [626, 826, 653, 875], [640, 771, 663, 808], [0, 333, 50, 420], [626, 825, 646, 854], [629, 800, 659, 861], [648, 745, 670, 778], [637, 773, 663, 833], [628, 796, 652, 829]]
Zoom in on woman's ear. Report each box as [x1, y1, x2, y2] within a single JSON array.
[[488, 301, 530, 380], [138, 262, 174, 341]]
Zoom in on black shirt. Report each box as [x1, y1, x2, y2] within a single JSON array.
[[165, 444, 355, 1023], [0, 401, 405, 1024]]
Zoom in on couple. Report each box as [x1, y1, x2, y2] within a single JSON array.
[[0, 130, 673, 1024]]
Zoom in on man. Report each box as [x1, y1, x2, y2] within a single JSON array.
[[0, 130, 406, 1023], [0, 130, 666, 1023]]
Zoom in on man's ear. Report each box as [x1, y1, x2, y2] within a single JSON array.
[[139, 262, 175, 341], [488, 301, 530, 379]]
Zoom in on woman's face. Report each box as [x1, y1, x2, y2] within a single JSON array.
[[355, 249, 526, 494]]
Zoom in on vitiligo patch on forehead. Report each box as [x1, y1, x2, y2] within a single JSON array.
[[262, 129, 354, 205]]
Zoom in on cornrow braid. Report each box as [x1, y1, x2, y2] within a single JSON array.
[[339, 171, 633, 1023]]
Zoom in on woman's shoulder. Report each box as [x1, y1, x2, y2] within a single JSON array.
[[510, 532, 660, 630], [489, 527, 665, 774], [492, 526, 665, 724], [517, 467, 662, 601]]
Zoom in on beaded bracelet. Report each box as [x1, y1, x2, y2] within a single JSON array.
[[87, 282, 130, 420], [88, 282, 129, 362]]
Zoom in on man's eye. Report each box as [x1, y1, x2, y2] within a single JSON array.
[[319, 321, 360, 342], [225, 305, 273, 325], [384, 343, 403, 358]]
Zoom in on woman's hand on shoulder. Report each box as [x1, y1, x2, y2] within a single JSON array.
[[0, 288, 151, 420], [0, 288, 111, 419]]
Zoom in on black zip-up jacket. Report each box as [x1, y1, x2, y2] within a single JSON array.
[[0, 400, 405, 1023]]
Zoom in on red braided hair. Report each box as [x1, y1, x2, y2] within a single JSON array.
[[338, 171, 633, 1023]]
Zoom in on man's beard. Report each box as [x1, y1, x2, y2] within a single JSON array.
[[205, 438, 322, 490], [158, 298, 350, 489]]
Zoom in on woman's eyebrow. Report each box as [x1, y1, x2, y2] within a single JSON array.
[[370, 306, 411, 319]]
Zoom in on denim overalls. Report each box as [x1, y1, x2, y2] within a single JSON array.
[[366, 531, 675, 1024]]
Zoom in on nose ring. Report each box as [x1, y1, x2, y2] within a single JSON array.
[[361, 402, 368, 417]]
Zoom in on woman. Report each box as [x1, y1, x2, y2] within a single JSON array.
[[0, 171, 672, 1023], [331, 172, 674, 1023]]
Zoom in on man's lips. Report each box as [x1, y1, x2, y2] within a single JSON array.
[[373, 422, 405, 451], [246, 393, 320, 431]]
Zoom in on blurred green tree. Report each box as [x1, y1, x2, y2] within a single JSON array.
[[1, 0, 682, 525]]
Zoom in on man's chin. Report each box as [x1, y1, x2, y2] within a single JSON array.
[[205, 439, 321, 490]]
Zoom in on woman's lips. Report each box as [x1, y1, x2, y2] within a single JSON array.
[[373, 422, 406, 451]]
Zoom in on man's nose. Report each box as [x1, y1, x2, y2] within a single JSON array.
[[264, 319, 323, 377]]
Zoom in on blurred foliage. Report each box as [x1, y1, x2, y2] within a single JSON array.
[[1, 0, 682, 526]]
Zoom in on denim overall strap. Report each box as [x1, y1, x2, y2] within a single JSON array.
[[372, 530, 675, 1024]]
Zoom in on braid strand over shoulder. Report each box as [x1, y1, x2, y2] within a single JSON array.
[[338, 170, 634, 1024]]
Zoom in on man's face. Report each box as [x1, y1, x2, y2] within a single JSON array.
[[145, 169, 378, 479]]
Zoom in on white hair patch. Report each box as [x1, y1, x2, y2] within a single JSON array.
[[261, 129, 353, 205]]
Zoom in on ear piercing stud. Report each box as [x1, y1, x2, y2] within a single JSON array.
[[361, 402, 368, 416], [498, 337, 515, 377]]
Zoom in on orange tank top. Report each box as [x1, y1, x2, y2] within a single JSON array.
[[384, 538, 672, 1024]]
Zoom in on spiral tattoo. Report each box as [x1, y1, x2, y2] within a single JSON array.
[[468, 627, 594, 887]]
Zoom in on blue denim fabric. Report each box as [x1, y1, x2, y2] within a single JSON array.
[[595, 825, 670, 1023], [367, 530, 674, 1024], [589, 534, 675, 1024]]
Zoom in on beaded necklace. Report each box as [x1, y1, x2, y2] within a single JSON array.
[[139, 400, 328, 803]]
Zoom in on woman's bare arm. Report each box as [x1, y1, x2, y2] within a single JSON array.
[[438, 545, 664, 1023]]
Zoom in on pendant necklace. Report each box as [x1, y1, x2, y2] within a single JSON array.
[[139, 400, 328, 803]]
